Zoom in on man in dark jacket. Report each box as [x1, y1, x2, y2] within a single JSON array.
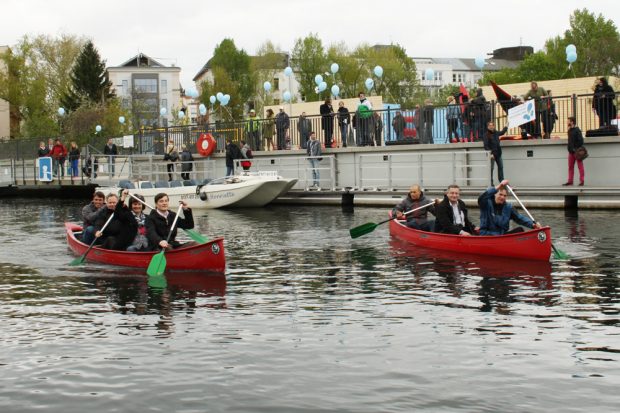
[[225, 138, 242, 176], [478, 179, 541, 235], [563, 116, 585, 186], [103, 138, 118, 175], [81, 190, 105, 244], [297, 112, 312, 149], [146, 193, 194, 250], [392, 110, 406, 141], [483, 121, 508, 186], [392, 184, 436, 231], [434, 185, 476, 235], [320, 98, 335, 148], [275, 107, 290, 150]]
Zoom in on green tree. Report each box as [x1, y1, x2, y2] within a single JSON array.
[[291, 34, 328, 101], [199, 38, 254, 119], [62, 40, 114, 111], [0, 34, 84, 138], [252, 41, 285, 114], [481, 51, 564, 85]]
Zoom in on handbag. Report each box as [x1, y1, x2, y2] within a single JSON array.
[[575, 146, 588, 161]]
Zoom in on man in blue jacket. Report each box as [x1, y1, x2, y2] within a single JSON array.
[[478, 179, 542, 235]]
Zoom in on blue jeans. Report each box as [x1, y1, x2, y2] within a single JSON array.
[[70, 159, 79, 177], [82, 225, 96, 245], [491, 155, 504, 185], [226, 165, 234, 176], [340, 124, 348, 147], [308, 159, 320, 186]]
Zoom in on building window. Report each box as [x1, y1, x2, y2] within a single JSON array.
[[161, 99, 167, 109], [133, 78, 157, 93], [452, 74, 457, 83], [274, 99, 280, 105], [436, 72, 442, 81], [122, 80, 128, 95], [273, 78, 280, 91], [161, 79, 167, 94]]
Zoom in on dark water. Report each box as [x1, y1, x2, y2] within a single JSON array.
[[0, 198, 618, 412]]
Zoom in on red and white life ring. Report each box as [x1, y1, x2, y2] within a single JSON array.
[[196, 133, 216, 156]]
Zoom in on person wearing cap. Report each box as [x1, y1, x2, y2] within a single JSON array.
[[245, 109, 261, 151], [275, 106, 290, 150]]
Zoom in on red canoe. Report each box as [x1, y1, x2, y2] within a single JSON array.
[[389, 218, 552, 261], [65, 223, 226, 273]]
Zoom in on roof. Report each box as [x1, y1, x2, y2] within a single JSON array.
[[193, 52, 289, 82], [111, 53, 166, 68], [414, 57, 521, 71]]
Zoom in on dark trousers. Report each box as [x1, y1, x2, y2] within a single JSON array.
[[167, 163, 174, 181], [491, 155, 504, 185], [323, 123, 334, 148], [406, 220, 434, 232]]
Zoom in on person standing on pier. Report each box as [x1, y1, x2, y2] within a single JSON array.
[[275, 106, 290, 150], [483, 121, 508, 186], [523, 81, 548, 138], [297, 112, 312, 149], [357, 92, 373, 146], [338, 101, 350, 147], [245, 109, 261, 151], [563, 116, 586, 186], [49, 138, 67, 179], [306, 132, 322, 189], [37, 141, 50, 157], [262, 108, 275, 151], [103, 138, 118, 176], [68, 141, 80, 180], [320, 98, 335, 148]]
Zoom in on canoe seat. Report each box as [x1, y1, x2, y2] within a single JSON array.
[[169, 180, 183, 188], [118, 180, 135, 189], [155, 181, 169, 188], [183, 179, 198, 186], [140, 181, 154, 189]]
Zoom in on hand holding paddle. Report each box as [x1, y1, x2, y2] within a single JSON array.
[[127, 191, 208, 244], [506, 184, 569, 259], [69, 212, 114, 266], [146, 203, 184, 277], [350, 202, 434, 239]]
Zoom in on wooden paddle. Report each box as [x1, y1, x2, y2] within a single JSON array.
[[146, 203, 184, 277], [127, 192, 208, 244], [69, 212, 115, 266], [506, 185, 569, 260], [349, 202, 434, 239]]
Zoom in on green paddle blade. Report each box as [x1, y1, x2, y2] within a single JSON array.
[[69, 255, 86, 266], [183, 229, 209, 244], [147, 250, 167, 277], [552, 244, 570, 260], [349, 222, 378, 239]]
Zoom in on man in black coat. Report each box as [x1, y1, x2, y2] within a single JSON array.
[[483, 121, 508, 186], [103, 138, 118, 175], [146, 193, 194, 250], [563, 116, 585, 186], [434, 185, 476, 235], [320, 98, 335, 148], [225, 138, 242, 176]]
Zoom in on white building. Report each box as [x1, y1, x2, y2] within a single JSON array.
[[107, 53, 182, 127]]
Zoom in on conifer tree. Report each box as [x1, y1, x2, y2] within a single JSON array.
[[62, 40, 114, 111]]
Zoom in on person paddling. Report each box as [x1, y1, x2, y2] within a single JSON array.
[[145, 193, 194, 250], [478, 179, 542, 235]]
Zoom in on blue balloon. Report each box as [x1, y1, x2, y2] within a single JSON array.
[[95, 125, 102, 132], [199, 103, 206, 111], [331, 85, 340, 97], [178, 110, 185, 119], [209, 95, 216, 104], [566, 51, 577, 63], [282, 90, 291, 102], [185, 87, 198, 98], [474, 56, 485, 69], [565, 44, 577, 55], [425, 68, 435, 80], [57, 107, 65, 116], [373, 65, 383, 78], [118, 116, 125, 124], [318, 81, 327, 92], [314, 74, 323, 86], [365, 78, 374, 90], [330, 63, 339, 74], [199, 106, 207, 116], [263, 81, 272, 92], [216, 92, 224, 102], [221, 94, 230, 106], [160, 107, 167, 116], [284, 66, 293, 76]]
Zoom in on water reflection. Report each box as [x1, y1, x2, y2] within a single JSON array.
[[389, 237, 553, 312]]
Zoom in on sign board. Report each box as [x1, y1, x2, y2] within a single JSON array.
[[37, 157, 53, 182], [122, 135, 134, 148], [508, 101, 536, 128]]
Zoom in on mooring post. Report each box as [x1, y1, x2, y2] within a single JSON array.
[[342, 188, 354, 209], [564, 195, 578, 210]]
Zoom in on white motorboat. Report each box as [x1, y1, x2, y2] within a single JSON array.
[[98, 171, 298, 209]]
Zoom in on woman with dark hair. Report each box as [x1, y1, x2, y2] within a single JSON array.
[[145, 193, 194, 250], [592, 77, 617, 127], [262, 109, 275, 151], [126, 193, 150, 252]]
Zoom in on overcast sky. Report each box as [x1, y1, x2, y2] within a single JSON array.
[[2, 0, 618, 87]]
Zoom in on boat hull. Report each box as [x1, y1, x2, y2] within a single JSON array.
[[389, 219, 552, 261], [65, 223, 226, 272]]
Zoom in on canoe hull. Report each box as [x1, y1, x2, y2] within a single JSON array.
[[389, 219, 552, 261], [65, 223, 226, 273]]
